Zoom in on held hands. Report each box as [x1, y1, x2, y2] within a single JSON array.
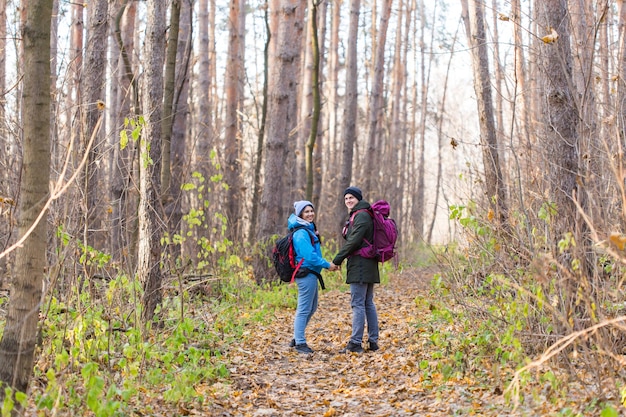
[[328, 262, 340, 272]]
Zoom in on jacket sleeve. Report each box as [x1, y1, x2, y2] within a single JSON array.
[[293, 229, 331, 269], [332, 211, 370, 265]]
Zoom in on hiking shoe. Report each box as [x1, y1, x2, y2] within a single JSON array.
[[295, 343, 314, 354], [340, 341, 364, 353], [368, 341, 379, 351], [289, 338, 296, 348]]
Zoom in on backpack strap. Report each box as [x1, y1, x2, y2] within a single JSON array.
[[290, 258, 304, 283], [292, 225, 317, 244], [290, 226, 325, 289], [344, 208, 375, 257], [343, 209, 370, 236], [289, 226, 317, 279]]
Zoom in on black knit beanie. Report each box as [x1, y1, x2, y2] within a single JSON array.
[[344, 186, 363, 201]]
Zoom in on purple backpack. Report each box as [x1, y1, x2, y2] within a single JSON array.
[[347, 200, 398, 263]]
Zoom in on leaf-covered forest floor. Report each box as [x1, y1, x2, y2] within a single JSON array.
[[196, 266, 603, 417], [14, 265, 624, 416]]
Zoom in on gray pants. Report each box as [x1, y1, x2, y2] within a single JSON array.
[[349, 282, 379, 344]]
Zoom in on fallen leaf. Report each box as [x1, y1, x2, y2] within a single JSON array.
[[541, 28, 559, 43], [609, 232, 626, 250]]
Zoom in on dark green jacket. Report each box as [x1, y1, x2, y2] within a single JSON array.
[[332, 200, 380, 284]]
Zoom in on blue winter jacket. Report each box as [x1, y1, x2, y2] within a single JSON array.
[[287, 213, 331, 274]]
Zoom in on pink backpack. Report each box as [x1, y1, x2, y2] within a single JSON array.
[[345, 200, 398, 263]]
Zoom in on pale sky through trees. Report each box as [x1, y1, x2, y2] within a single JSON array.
[[4, 0, 492, 244]]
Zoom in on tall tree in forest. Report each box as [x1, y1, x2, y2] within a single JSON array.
[[619, 0, 626, 144], [296, 0, 314, 196], [0, 0, 52, 402], [317, 0, 340, 233], [569, 1, 598, 219], [111, 1, 138, 270], [511, 0, 531, 166], [461, 0, 508, 224], [255, 0, 304, 280], [191, 0, 214, 252], [536, 0, 580, 246], [333, 0, 360, 236], [0, 0, 8, 279], [325, 0, 341, 167], [535, 0, 593, 335], [138, 0, 166, 324], [167, 0, 192, 258], [490, 0, 504, 154], [305, 0, 322, 201], [363, 0, 392, 197], [413, 0, 427, 241], [249, 5, 270, 238], [312, 0, 327, 207], [81, 0, 108, 251], [50, 0, 58, 162], [66, 1, 83, 152], [615, 0, 626, 209], [195, 0, 212, 153], [597, 4, 610, 208], [387, 0, 404, 211], [160, 0, 181, 209], [614, 0, 626, 228], [224, 0, 245, 241]]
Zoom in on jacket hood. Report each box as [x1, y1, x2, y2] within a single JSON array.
[[287, 213, 314, 231]]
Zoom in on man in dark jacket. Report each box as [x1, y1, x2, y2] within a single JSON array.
[[332, 186, 380, 353]]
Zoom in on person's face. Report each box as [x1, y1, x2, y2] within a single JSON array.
[[301, 206, 315, 222], [344, 194, 358, 211]]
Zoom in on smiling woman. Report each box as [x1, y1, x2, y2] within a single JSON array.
[[286, 200, 336, 354]]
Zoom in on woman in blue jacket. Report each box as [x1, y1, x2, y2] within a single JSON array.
[[288, 200, 337, 354]]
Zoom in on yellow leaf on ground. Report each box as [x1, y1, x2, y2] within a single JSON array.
[[323, 407, 336, 417]]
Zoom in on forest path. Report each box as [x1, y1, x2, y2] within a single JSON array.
[[205, 267, 513, 416]]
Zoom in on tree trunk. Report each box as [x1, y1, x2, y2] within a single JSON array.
[[414, 0, 427, 240], [569, 0, 597, 232], [325, 0, 341, 168], [0, 0, 52, 402], [0, 0, 8, 280], [50, 0, 58, 184], [305, 0, 321, 201], [536, 0, 580, 245], [319, 0, 341, 233], [333, 0, 361, 237], [313, 0, 327, 209], [111, 1, 138, 271], [363, 0, 392, 197], [160, 0, 181, 206], [66, 1, 83, 160], [81, 0, 108, 253], [249, 5, 270, 239], [138, 0, 166, 325], [224, 0, 245, 241], [254, 0, 304, 282], [461, 0, 508, 225], [511, 0, 532, 201], [387, 0, 404, 209], [167, 0, 192, 260], [490, 0, 505, 168], [613, 1, 626, 226], [297, 1, 313, 196]]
